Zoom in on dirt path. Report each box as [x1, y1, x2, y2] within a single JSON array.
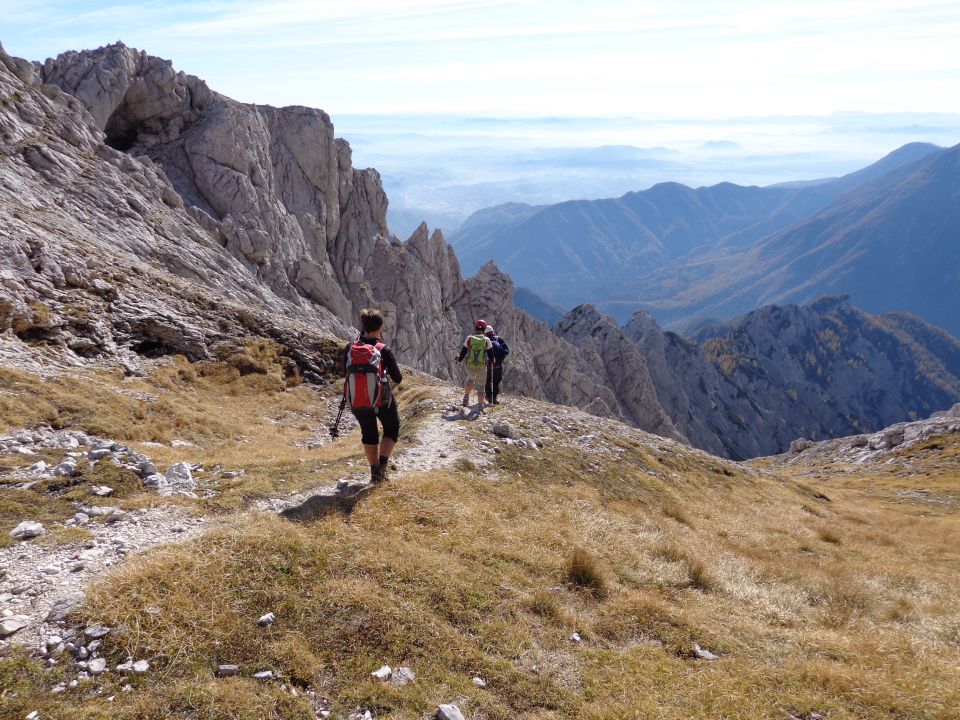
[[0, 507, 207, 650], [1, 390, 486, 648]]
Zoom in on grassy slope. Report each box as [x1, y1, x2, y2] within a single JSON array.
[[1, 355, 958, 720]]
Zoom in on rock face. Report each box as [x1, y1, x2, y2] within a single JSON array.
[[41, 44, 368, 320], [558, 296, 960, 458], [555, 306, 682, 441], [0, 42, 350, 373], [10, 43, 623, 423]]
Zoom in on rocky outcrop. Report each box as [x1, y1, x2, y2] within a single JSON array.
[[557, 297, 960, 458], [555, 306, 682, 440], [40, 43, 373, 321], [0, 42, 350, 373], [769, 403, 960, 468], [4, 43, 624, 424]]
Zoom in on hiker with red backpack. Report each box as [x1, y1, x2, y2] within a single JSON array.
[[455, 319, 494, 408], [343, 308, 403, 484], [483, 325, 509, 405]]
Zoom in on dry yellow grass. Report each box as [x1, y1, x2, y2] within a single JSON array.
[[1, 359, 958, 719]]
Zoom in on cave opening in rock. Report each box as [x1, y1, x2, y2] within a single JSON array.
[[131, 339, 175, 358], [104, 105, 140, 152]]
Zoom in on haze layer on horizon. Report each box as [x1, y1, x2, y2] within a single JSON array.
[[4, 0, 959, 234]]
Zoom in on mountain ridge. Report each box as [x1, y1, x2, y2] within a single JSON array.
[[450, 141, 956, 336]]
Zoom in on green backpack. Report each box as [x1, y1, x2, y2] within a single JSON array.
[[466, 334, 487, 368]]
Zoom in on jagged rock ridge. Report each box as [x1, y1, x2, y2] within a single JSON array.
[[557, 296, 960, 458], [2, 43, 639, 427]]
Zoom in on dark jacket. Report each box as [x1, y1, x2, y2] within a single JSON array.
[[488, 335, 509, 368]]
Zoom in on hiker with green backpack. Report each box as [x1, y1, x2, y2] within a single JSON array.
[[455, 319, 495, 408], [343, 308, 403, 484]]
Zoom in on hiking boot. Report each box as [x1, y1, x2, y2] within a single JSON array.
[[378, 457, 389, 483], [370, 463, 383, 484]]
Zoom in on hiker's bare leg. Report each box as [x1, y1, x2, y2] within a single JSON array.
[[463, 382, 473, 405], [363, 443, 379, 465], [379, 437, 396, 458]]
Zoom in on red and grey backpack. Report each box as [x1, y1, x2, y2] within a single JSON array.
[[345, 340, 387, 409]]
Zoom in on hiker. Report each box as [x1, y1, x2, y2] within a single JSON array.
[[455, 319, 494, 407], [484, 325, 509, 405], [343, 308, 402, 484]]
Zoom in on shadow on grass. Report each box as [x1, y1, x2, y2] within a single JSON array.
[[279, 484, 376, 523]]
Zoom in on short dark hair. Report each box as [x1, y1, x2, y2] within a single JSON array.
[[360, 308, 384, 333]]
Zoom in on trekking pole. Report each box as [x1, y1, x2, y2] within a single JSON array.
[[329, 393, 346, 438], [329, 330, 360, 438]]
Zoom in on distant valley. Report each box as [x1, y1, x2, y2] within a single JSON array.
[[450, 142, 960, 338]]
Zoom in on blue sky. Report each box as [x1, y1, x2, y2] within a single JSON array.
[[3, 0, 960, 116]]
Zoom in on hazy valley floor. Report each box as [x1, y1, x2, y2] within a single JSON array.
[[1, 350, 959, 720]]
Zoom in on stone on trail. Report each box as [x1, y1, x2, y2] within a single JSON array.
[[0, 615, 30, 637], [53, 460, 78, 476], [84, 625, 111, 640], [165, 462, 195, 490], [492, 423, 514, 439], [10, 520, 45, 539], [88, 657, 108, 675], [216, 664, 239, 677], [47, 593, 85, 622], [117, 659, 150, 674], [257, 612, 276, 627], [436, 705, 467, 720]]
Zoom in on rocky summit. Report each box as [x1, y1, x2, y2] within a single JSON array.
[[1, 42, 629, 424]]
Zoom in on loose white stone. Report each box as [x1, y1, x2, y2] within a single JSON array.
[[693, 643, 719, 661], [370, 664, 392, 681], [84, 625, 111, 640], [391, 666, 416, 686], [436, 705, 466, 720], [10, 521, 45, 539], [0, 615, 30, 637]]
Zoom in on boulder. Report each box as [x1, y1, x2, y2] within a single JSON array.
[[436, 705, 467, 720], [10, 520, 45, 539]]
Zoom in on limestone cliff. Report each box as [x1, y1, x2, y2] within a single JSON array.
[[0, 42, 348, 375], [557, 297, 960, 458], [4, 43, 629, 425]]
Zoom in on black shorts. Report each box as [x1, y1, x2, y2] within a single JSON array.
[[352, 401, 400, 445]]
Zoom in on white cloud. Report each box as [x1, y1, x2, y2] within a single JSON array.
[[3, 0, 959, 117]]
